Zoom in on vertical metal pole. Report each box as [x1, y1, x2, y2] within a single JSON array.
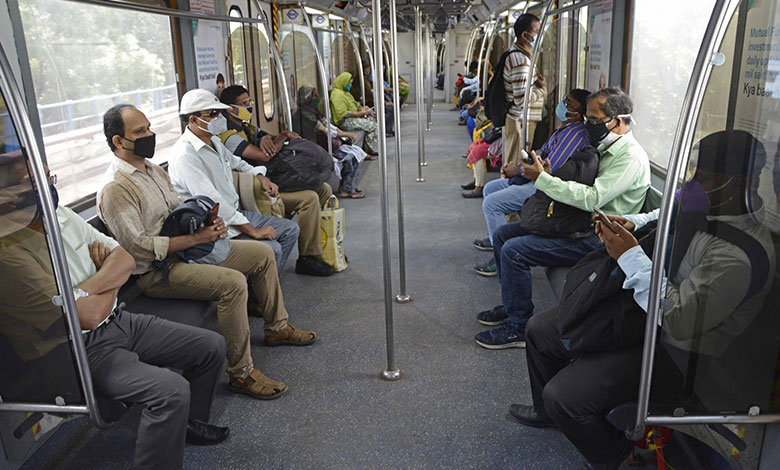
[[260, 8, 293, 129], [414, 7, 425, 180], [389, 0, 411, 304], [474, 21, 491, 95], [425, 19, 433, 131], [345, 23, 367, 107], [372, 0, 400, 382], [300, 3, 332, 156], [521, 0, 555, 148], [481, 22, 498, 99]]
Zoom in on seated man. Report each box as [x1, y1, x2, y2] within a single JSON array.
[[217, 85, 335, 276], [473, 88, 591, 276], [475, 87, 650, 348], [0, 160, 229, 469], [166, 88, 298, 276], [98, 104, 318, 401], [512, 130, 774, 470]]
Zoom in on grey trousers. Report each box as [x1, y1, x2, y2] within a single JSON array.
[[237, 209, 300, 275], [84, 308, 226, 470]]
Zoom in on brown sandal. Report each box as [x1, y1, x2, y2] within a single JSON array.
[[264, 324, 318, 346], [228, 369, 288, 400]]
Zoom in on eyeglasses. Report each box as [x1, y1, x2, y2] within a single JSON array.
[[48, 174, 57, 185], [199, 110, 222, 118], [237, 99, 255, 108], [585, 115, 614, 126]]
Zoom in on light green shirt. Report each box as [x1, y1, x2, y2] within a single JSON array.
[[534, 131, 651, 216], [57, 206, 120, 287]]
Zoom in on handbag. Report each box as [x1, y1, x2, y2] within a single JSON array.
[[316, 196, 347, 272], [481, 125, 502, 143]]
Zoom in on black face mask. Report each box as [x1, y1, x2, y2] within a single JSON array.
[[583, 120, 610, 146], [17, 183, 59, 214], [121, 133, 156, 159]]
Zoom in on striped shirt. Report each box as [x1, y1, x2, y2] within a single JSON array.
[[541, 121, 590, 172], [503, 43, 545, 122]]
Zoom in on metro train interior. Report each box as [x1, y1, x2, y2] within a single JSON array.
[[2, 0, 780, 468]]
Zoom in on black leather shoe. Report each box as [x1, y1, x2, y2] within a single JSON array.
[[509, 404, 558, 429], [186, 419, 229, 446], [460, 182, 476, 190], [461, 190, 483, 198], [296, 256, 335, 277]]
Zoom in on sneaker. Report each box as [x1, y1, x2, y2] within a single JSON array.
[[473, 237, 493, 251], [477, 305, 507, 326], [474, 257, 497, 277], [296, 256, 335, 277], [474, 324, 526, 349]]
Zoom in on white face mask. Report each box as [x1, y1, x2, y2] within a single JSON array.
[[196, 114, 228, 136]]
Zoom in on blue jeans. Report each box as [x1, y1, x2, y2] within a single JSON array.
[[339, 156, 361, 193], [493, 222, 602, 332], [482, 179, 537, 243], [237, 209, 300, 275], [460, 109, 469, 120], [466, 117, 476, 141]]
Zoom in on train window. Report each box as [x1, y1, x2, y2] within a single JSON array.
[[17, 0, 178, 206], [629, 0, 717, 169], [648, 1, 780, 417], [0, 90, 84, 406], [229, 7, 247, 86], [254, 23, 275, 121]]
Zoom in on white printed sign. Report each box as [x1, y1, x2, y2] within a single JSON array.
[[586, 1, 612, 91], [283, 8, 304, 25]]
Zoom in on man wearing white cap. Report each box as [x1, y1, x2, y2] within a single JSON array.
[[168, 89, 299, 276]]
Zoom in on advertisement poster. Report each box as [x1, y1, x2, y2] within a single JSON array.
[[586, 1, 612, 91], [191, 0, 227, 93]]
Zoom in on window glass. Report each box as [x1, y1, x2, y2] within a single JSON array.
[[254, 24, 275, 120], [229, 7, 247, 86], [281, 28, 320, 114], [18, 0, 178, 205], [629, 0, 717, 168], [0, 90, 84, 406], [648, 2, 780, 418]]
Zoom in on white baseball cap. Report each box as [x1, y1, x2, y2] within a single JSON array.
[[179, 88, 232, 115]]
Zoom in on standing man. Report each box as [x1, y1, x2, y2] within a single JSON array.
[[503, 13, 546, 166], [167, 89, 299, 276]]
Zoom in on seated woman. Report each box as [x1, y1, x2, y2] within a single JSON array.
[[295, 86, 367, 199], [330, 72, 379, 157]]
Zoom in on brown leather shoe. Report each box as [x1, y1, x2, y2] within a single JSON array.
[[227, 369, 287, 400], [264, 324, 318, 346]]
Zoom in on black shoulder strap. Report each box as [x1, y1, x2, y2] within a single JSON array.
[[705, 220, 770, 306]]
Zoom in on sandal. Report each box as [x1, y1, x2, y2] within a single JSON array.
[[264, 324, 318, 346], [337, 191, 365, 199], [228, 369, 287, 400]]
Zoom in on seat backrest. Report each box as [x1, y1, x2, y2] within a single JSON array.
[[642, 186, 663, 213], [87, 216, 112, 237]]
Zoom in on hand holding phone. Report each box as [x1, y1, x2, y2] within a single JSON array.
[[593, 206, 616, 232]]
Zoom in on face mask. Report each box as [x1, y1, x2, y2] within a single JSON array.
[[555, 101, 570, 123], [231, 106, 253, 122], [345, 83, 353, 92], [584, 119, 611, 146], [312, 97, 322, 109], [197, 114, 228, 136], [121, 133, 156, 159], [529, 33, 538, 48]]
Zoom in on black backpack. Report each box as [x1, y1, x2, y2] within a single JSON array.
[[519, 146, 600, 238], [266, 138, 333, 192], [484, 49, 527, 128], [557, 218, 770, 356], [154, 196, 231, 283]]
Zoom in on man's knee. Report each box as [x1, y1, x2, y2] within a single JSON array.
[[217, 269, 251, 300], [541, 379, 572, 422], [151, 370, 191, 414], [200, 329, 227, 364], [493, 224, 518, 246]]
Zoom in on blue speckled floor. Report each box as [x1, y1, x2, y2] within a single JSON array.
[[18, 101, 653, 470]]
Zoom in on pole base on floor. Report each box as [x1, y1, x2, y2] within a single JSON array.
[[381, 369, 401, 381], [394, 294, 412, 303], [416, 177, 425, 182]]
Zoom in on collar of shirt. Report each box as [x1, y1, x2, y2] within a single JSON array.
[[182, 126, 224, 156], [111, 155, 150, 176], [601, 130, 636, 158]]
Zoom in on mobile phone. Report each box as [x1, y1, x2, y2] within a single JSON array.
[[207, 202, 220, 226], [521, 149, 545, 165], [593, 206, 617, 231]]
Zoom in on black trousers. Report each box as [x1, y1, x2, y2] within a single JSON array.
[[85, 309, 226, 470], [526, 307, 641, 465]]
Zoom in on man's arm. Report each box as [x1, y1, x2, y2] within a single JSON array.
[[76, 245, 134, 295], [75, 288, 120, 331]]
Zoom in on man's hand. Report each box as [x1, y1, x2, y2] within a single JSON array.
[[88, 242, 112, 271], [285, 130, 301, 139], [597, 219, 639, 260], [519, 151, 548, 181], [196, 217, 228, 243], [535, 75, 546, 89], [259, 134, 277, 159], [251, 226, 276, 240], [257, 174, 279, 197], [502, 163, 523, 178], [592, 214, 636, 233]]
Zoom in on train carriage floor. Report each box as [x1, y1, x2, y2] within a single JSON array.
[[20, 97, 660, 470]]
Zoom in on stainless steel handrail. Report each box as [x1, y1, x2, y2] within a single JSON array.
[[372, 0, 400, 383], [425, 18, 433, 132], [627, 0, 776, 439], [521, 0, 554, 148], [388, 0, 411, 304], [475, 20, 494, 99], [299, 2, 332, 156], [0, 43, 109, 427], [481, 21, 500, 99], [464, 29, 479, 75], [414, 7, 425, 182], [65, 0, 266, 24], [257, 5, 294, 130]]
